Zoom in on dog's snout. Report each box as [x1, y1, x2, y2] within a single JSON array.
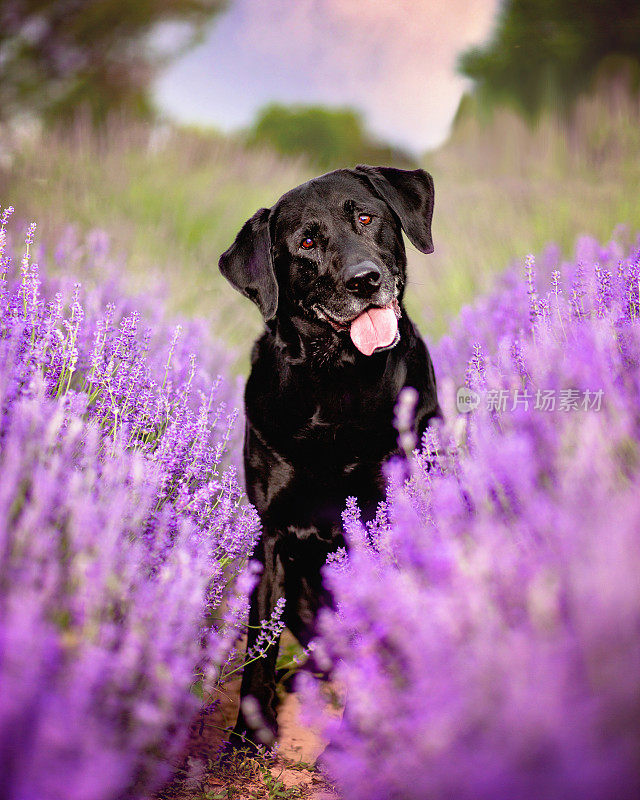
[[344, 261, 382, 296]]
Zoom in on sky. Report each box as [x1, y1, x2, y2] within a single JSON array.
[[154, 0, 501, 154]]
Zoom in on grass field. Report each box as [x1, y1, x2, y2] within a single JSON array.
[[0, 121, 309, 359], [421, 82, 640, 332], [1, 82, 639, 357]]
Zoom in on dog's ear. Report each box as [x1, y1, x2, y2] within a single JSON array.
[[219, 208, 278, 320], [354, 165, 434, 254]]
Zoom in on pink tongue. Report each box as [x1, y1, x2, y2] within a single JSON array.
[[349, 306, 398, 356]]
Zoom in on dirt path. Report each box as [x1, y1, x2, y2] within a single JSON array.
[[159, 679, 341, 800], [273, 692, 341, 798]]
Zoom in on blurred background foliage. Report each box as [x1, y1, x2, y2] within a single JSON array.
[[0, 0, 227, 125], [245, 103, 416, 170], [1, 0, 639, 366], [459, 0, 640, 119]]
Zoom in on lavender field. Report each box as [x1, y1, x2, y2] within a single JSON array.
[[3, 78, 640, 798], [2, 2, 640, 797], [2, 192, 639, 799]]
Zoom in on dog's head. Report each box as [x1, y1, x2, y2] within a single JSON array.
[[219, 165, 434, 357]]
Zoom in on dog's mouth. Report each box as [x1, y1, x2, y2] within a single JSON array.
[[313, 299, 401, 356]]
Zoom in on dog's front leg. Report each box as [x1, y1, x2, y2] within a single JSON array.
[[231, 534, 285, 749]]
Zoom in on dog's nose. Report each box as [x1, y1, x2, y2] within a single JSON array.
[[343, 261, 382, 296]]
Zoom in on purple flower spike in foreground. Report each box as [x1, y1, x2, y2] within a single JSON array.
[[302, 232, 640, 800], [0, 209, 259, 800]]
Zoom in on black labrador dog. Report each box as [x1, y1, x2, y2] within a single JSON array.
[[219, 165, 440, 747]]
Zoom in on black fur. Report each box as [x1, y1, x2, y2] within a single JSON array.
[[218, 166, 441, 746]]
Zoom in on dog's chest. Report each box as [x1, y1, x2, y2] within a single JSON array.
[[246, 342, 408, 464], [292, 388, 398, 460], [302, 396, 377, 431]]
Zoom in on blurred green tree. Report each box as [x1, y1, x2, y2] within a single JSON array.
[[0, 0, 227, 125], [459, 0, 640, 118], [246, 104, 415, 170]]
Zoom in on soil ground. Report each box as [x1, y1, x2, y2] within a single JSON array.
[[158, 669, 342, 800]]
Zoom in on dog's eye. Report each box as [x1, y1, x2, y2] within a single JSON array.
[[300, 237, 315, 250], [358, 214, 372, 225]]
